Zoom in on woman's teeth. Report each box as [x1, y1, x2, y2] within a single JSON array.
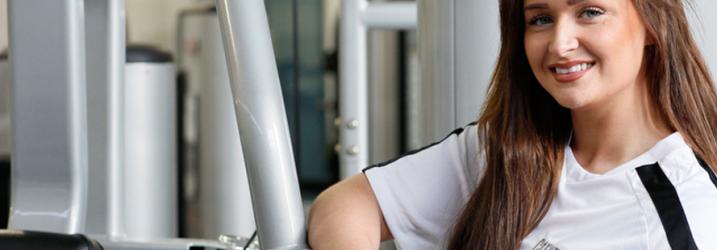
[[555, 63, 593, 74]]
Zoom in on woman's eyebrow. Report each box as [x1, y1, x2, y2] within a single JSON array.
[[524, 2, 548, 11], [567, 0, 588, 6], [525, 0, 587, 11]]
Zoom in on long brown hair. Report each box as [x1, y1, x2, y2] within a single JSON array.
[[447, 0, 717, 249]]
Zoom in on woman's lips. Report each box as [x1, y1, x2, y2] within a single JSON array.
[[550, 62, 594, 83]]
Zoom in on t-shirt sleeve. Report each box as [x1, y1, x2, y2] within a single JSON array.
[[363, 124, 484, 249]]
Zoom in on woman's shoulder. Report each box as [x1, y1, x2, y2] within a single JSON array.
[[650, 133, 716, 186]]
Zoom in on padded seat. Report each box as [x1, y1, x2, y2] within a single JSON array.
[[0, 230, 103, 250]]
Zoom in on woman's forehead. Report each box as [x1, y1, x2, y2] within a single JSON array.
[[524, 0, 589, 8], [523, 0, 624, 9]]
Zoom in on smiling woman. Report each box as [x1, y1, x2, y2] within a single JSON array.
[[447, 0, 717, 249], [308, 0, 717, 249]]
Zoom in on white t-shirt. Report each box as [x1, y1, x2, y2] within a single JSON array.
[[364, 124, 717, 249]]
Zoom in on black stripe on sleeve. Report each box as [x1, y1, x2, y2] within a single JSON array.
[[693, 153, 717, 189], [636, 163, 699, 250], [362, 122, 477, 173]]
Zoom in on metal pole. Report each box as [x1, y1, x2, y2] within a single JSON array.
[[214, 0, 308, 249], [8, 0, 88, 233], [84, 0, 126, 237], [339, 0, 417, 178], [198, 13, 256, 239], [105, 0, 127, 239], [363, 2, 416, 29], [339, 0, 369, 178]]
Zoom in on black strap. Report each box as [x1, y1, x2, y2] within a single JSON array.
[[693, 153, 717, 189], [636, 163, 699, 250], [362, 122, 477, 173]]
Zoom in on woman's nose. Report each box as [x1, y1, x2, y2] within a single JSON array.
[[548, 22, 579, 57]]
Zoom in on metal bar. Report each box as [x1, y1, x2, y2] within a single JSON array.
[[105, 0, 127, 239], [84, 0, 109, 235], [197, 13, 255, 239], [339, 0, 370, 178], [98, 237, 226, 250], [8, 0, 88, 233], [214, 0, 308, 249], [339, 0, 417, 178], [84, 0, 126, 237], [363, 2, 417, 29]]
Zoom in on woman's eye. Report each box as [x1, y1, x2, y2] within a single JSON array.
[[528, 15, 553, 26], [580, 7, 604, 19]]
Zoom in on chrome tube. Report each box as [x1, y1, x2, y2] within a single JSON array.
[[8, 0, 88, 233], [197, 12, 255, 239], [214, 0, 308, 249], [339, 0, 370, 178], [84, 0, 126, 237], [363, 2, 417, 29], [106, 0, 127, 239], [339, 0, 417, 177]]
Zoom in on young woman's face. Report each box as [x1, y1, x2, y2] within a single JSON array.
[[523, 0, 648, 110]]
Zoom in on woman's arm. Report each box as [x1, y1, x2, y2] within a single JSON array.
[[308, 173, 393, 249]]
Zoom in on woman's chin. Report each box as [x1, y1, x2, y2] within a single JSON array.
[[553, 96, 590, 110]]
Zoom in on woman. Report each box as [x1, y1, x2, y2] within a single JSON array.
[[309, 0, 717, 249]]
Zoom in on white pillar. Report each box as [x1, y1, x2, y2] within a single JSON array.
[[688, 0, 717, 79], [415, 0, 499, 145], [124, 57, 177, 239]]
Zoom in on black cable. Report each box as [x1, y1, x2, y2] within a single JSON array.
[[243, 230, 258, 249]]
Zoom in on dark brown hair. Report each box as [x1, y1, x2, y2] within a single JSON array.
[[447, 0, 717, 249]]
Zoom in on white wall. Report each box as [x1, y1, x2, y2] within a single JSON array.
[[126, 0, 212, 55], [690, 0, 717, 80], [0, 0, 211, 55]]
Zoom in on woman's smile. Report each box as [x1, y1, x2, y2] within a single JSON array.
[[549, 61, 596, 83]]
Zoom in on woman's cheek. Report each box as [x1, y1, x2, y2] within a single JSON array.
[[524, 35, 549, 76]]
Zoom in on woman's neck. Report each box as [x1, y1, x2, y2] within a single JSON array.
[[570, 80, 672, 174]]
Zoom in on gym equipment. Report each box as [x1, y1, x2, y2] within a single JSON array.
[[176, 8, 256, 240], [338, 0, 417, 178], [5, 0, 308, 249], [3, 0, 715, 249], [124, 45, 177, 239]]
